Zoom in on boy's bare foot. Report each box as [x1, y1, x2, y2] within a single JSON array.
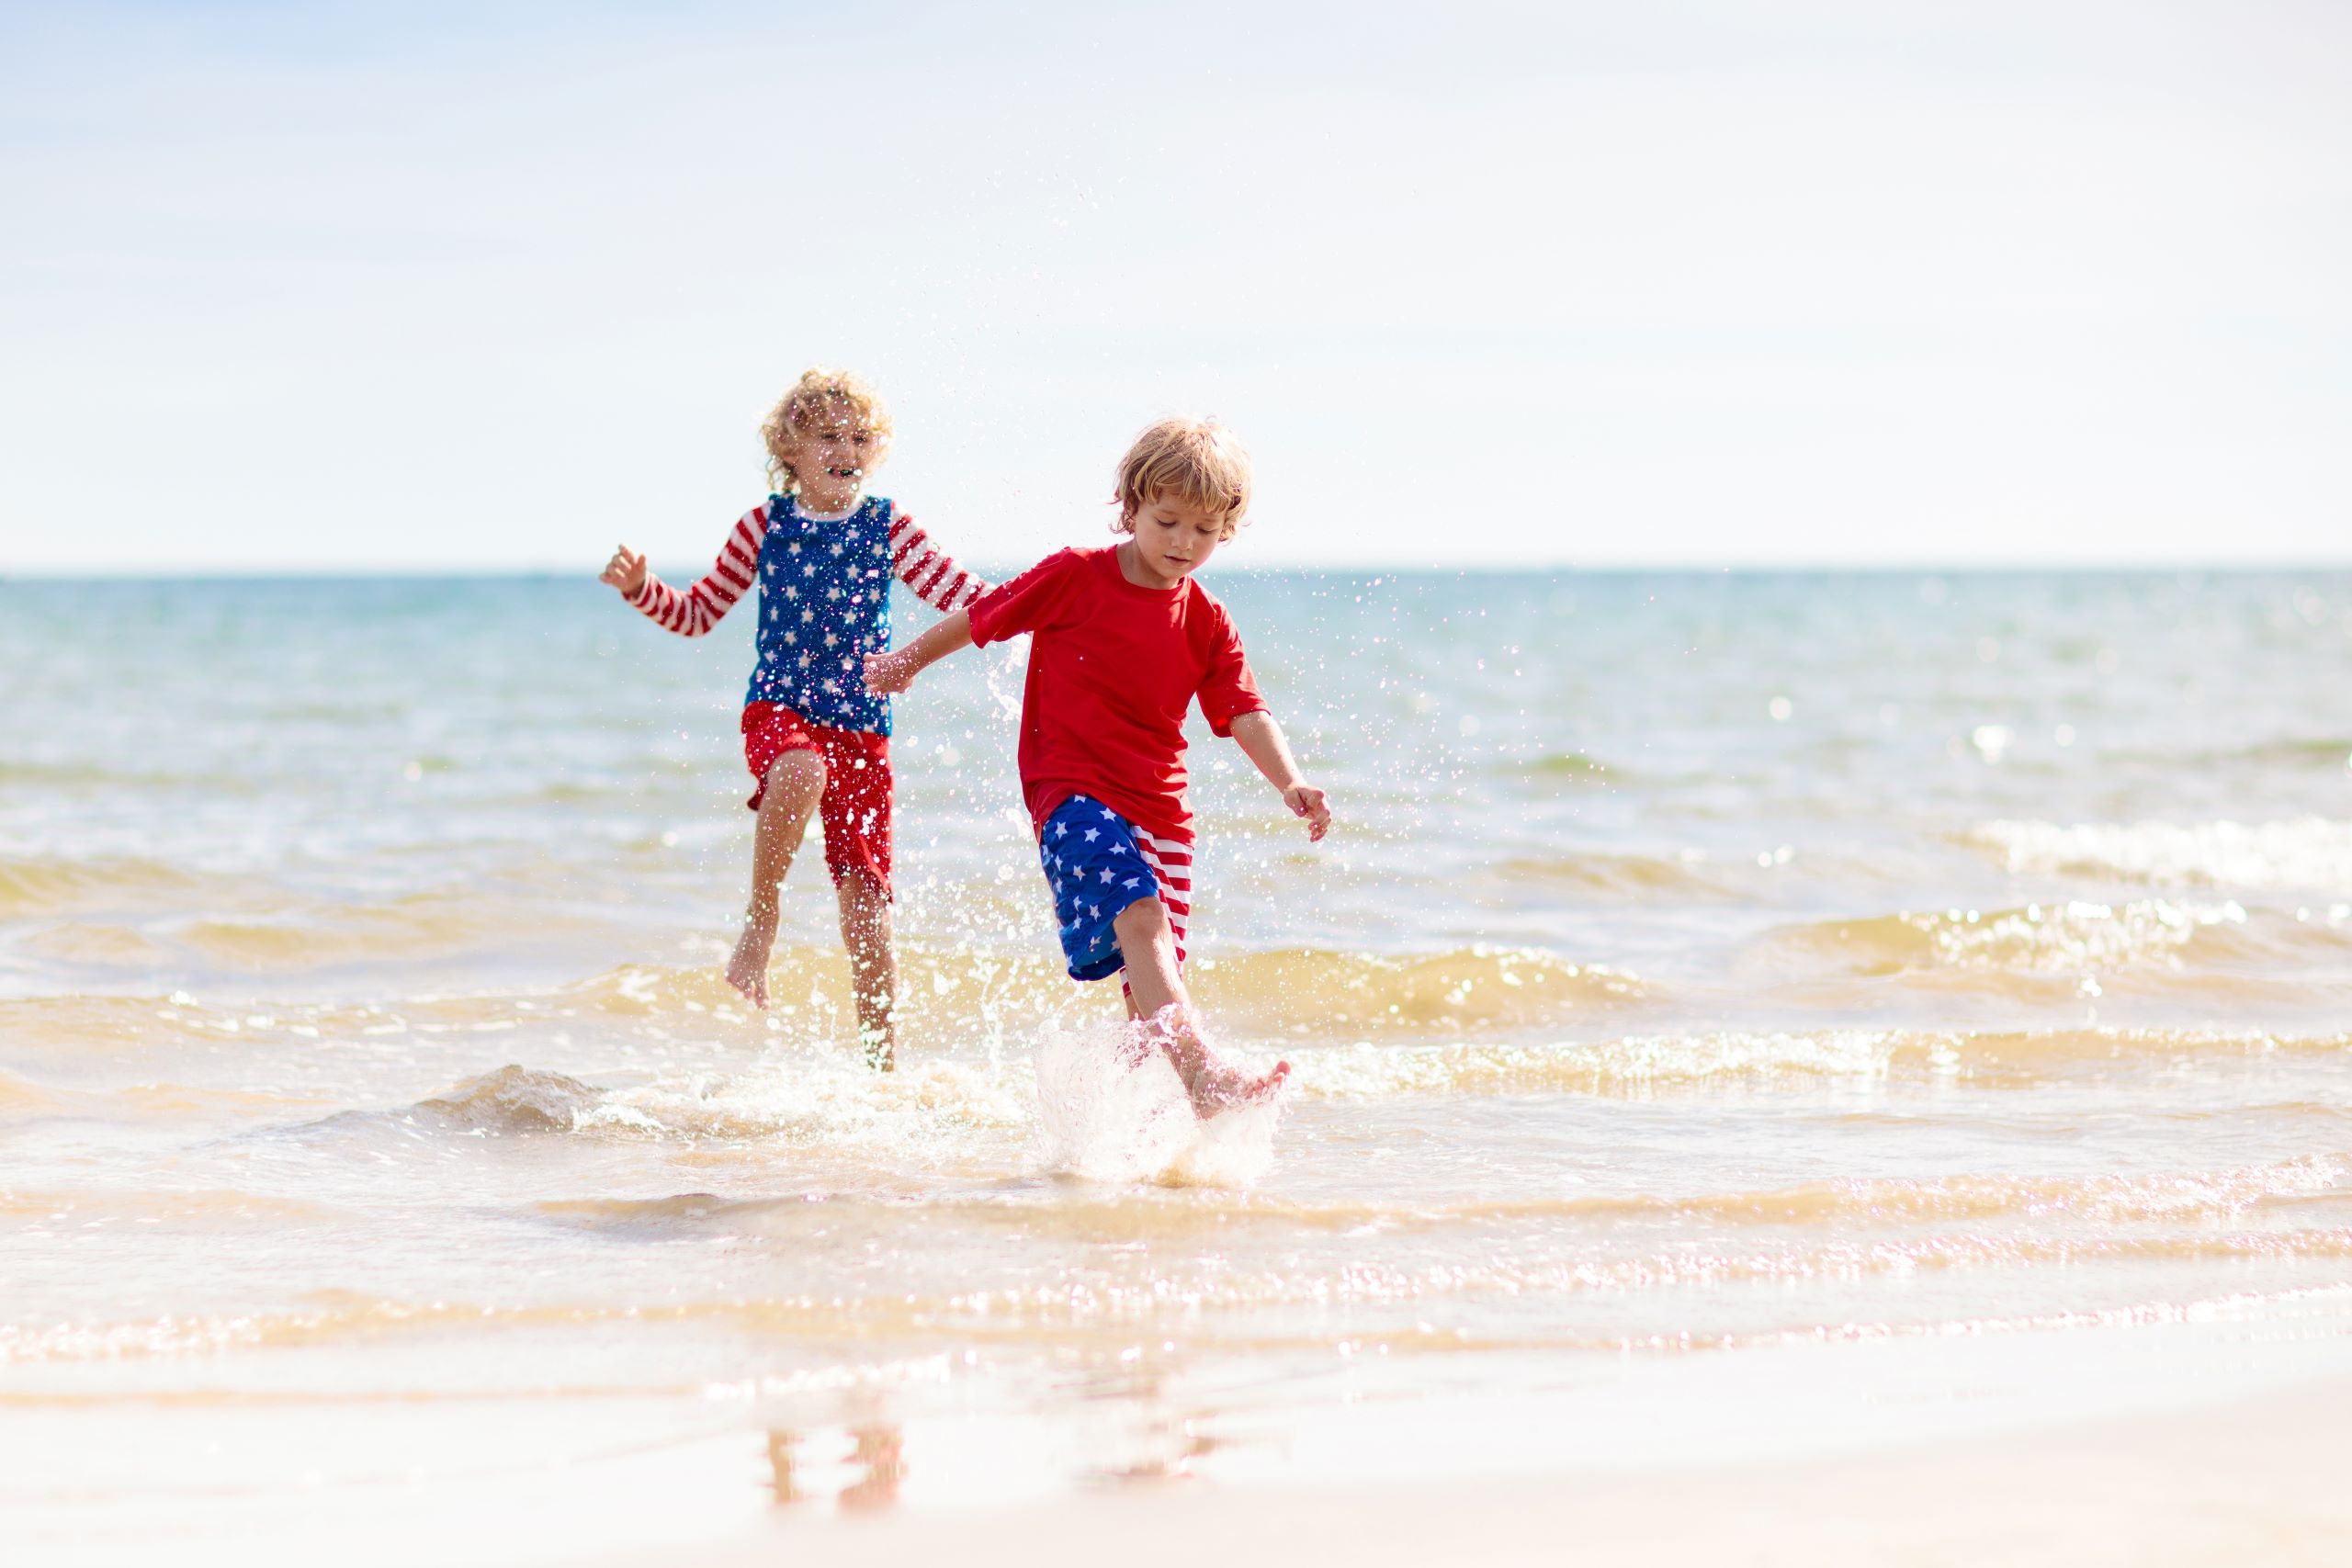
[[727, 917, 777, 1008], [1138, 1004, 1289, 1117], [1184, 1056, 1290, 1116]]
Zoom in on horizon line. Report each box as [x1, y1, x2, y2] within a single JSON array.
[[10, 559, 2352, 583]]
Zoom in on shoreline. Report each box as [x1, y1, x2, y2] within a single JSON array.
[[646, 1371, 2352, 1568]]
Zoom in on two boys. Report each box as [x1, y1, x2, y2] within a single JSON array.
[[608, 378, 1327, 1111]]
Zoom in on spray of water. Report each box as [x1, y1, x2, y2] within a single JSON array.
[[1030, 1020, 1283, 1187]]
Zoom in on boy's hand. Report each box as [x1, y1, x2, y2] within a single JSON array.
[[1284, 783, 1331, 842], [601, 545, 648, 597], [864, 649, 918, 695]]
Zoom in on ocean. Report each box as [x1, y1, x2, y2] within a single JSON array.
[[6, 568, 2352, 1559]]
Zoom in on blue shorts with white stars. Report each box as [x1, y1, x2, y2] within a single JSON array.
[[1039, 795, 1163, 981]]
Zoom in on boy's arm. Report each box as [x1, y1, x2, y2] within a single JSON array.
[[864, 609, 973, 694], [872, 548, 1070, 694], [1228, 710, 1332, 841], [604, 505, 768, 637], [888, 514, 989, 611]]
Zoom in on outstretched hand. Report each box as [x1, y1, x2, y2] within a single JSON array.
[[864, 649, 917, 695], [1284, 784, 1332, 842], [601, 545, 648, 597]]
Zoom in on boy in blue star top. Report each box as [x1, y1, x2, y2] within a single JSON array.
[[601, 367, 986, 1066]]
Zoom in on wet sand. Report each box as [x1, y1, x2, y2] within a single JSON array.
[[658, 1374, 2352, 1568]]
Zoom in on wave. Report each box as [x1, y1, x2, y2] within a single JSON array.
[[578, 944, 1645, 1044], [1286, 1026, 2352, 1097], [23, 921, 172, 966], [394, 1057, 1035, 1153], [0, 856, 205, 917], [0, 992, 497, 1057], [1536, 1157, 2352, 1229], [528, 1155, 2349, 1243], [413, 1066, 606, 1134], [0, 760, 235, 790], [176, 895, 585, 971], [12, 1242, 2352, 1367], [1491, 852, 1728, 897], [1195, 946, 1644, 1032], [453, 1032, 1277, 1190], [2236, 737, 2352, 765], [1506, 750, 1628, 784], [1962, 818, 2352, 891], [0, 1068, 60, 1116], [0, 1187, 337, 1225], [407, 1028, 2352, 1149], [1763, 899, 2279, 978]]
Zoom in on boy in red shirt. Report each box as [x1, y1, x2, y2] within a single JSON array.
[[865, 416, 1330, 1114]]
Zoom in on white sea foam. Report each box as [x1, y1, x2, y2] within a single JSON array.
[[1905, 898, 2247, 974], [1965, 817, 2352, 890], [569, 1055, 1032, 1156]]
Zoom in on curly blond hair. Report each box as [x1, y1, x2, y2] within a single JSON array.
[[1111, 415, 1252, 539], [759, 367, 894, 494]]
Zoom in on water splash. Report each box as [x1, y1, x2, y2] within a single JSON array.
[[1030, 1022, 1283, 1188]]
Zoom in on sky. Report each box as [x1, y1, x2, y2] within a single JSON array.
[[3, 0, 2348, 573]]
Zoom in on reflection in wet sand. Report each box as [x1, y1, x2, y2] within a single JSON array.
[[1091, 1414, 1220, 1486], [842, 1425, 905, 1512], [765, 1424, 906, 1513], [765, 1428, 799, 1507], [1072, 1368, 1226, 1485]]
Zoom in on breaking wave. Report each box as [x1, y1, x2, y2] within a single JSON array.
[[1963, 818, 2352, 891], [400, 1059, 1032, 1157], [1766, 899, 2267, 976], [377, 1026, 2352, 1158], [580, 943, 1644, 1044]]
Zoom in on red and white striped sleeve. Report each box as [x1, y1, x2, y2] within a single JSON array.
[[626, 503, 770, 637], [888, 513, 989, 612]]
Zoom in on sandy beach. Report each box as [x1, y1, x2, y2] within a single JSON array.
[[618, 1374, 2352, 1568]]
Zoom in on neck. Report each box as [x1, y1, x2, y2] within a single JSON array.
[[796, 488, 861, 516], [1115, 539, 1182, 591]]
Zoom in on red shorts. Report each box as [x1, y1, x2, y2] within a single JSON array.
[[741, 703, 893, 891]]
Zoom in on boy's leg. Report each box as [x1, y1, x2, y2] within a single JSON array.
[[728, 748, 826, 1007], [813, 728, 895, 1070], [1110, 897, 1286, 1113], [836, 870, 896, 1071], [1111, 896, 1191, 1021]]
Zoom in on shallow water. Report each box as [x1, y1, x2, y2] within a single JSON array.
[[5, 569, 2352, 1551]]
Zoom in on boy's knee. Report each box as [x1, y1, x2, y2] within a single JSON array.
[[1112, 895, 1170, 947], [837, 867, 889, 911], [765, 747, 826, 795]]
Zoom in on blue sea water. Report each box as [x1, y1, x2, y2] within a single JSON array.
[[4, 567, 2352, 1551]]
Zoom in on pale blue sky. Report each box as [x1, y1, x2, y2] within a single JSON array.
[[4, 0, 2348, 571]]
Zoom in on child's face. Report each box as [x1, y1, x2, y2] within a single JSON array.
[[783, 410, 877, 509], [1125, 493, 1228, 588]]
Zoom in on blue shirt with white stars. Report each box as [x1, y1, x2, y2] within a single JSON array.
[[746, 493, 900, 735]]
